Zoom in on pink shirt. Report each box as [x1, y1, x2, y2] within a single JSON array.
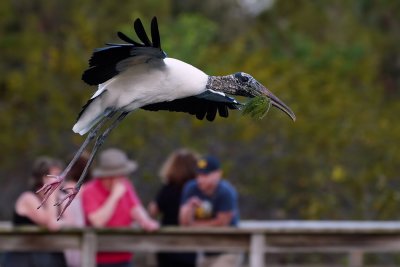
[[82, 178, 141, 264]]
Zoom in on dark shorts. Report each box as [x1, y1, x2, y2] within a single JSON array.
[[157, 252, 197, 267], [2, 251, 67, 267], [98, 261, 132, 267]]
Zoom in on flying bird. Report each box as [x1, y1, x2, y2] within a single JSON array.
[[37, 17, 296, 218]]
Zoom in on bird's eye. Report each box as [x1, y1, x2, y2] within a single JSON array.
[[234, 72, 249, 83]]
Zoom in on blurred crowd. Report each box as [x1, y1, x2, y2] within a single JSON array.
[[1, 148, 241, 267]]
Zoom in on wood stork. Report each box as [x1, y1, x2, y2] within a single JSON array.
[[37, 17, 295, 218]]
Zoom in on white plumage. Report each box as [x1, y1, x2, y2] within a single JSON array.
[[73, 58, 208, 135]]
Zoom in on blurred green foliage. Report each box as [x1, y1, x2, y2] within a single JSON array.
[[0, 0, 399, 221]]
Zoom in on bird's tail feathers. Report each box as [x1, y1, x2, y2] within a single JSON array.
[[73, 90, 111, 135], [73, 113, 104, 136]]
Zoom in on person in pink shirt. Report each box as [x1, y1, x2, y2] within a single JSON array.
[[82, 148, 159, 267]]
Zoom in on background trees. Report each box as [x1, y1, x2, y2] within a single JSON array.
[[0, 0, 399, 220]]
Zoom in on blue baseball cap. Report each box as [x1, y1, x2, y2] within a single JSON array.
[[197, 155, 221, 174]]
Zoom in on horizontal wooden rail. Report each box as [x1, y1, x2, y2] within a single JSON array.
[[2, 221, 400, 267]]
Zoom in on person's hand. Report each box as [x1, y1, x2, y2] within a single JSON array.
[[147, 201, 159, 218], [182, 197, 201, 217], [142, 219, 159, 232], [187, 197, 201, 208], [111, 180, 126, 200]]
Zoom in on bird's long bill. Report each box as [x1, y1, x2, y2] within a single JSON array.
[[260, 86, 296, 121]]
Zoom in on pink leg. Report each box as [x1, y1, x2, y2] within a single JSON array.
[[54, 112, 129, 218], [36, 112, 113, 209], [36, 175, 64, 209], [55, 187, 80, 220]]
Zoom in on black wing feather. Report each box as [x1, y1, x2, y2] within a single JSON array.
[[206, 105, 217, 121], [88, 46, 132, 67], [141, 93, 241, 121], [82, 17, 165, 86], [134, 18, 152, 46], [196, 106, 207, 120], [117, 32, 143, 46], [151, 17, 161, 49], [82, 65, 119, 86], [218, 104, 229, 118]]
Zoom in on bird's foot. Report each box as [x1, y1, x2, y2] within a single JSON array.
[[55, 187, 79, 220], [36, 175, 64, 209]]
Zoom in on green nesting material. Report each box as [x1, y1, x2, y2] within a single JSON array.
[[242, 96, 271, 119]]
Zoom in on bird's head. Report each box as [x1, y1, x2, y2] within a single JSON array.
[[219, 72, 296, 121]]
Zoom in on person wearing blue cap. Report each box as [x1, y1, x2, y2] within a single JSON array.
[[179, 155, 241, 267]]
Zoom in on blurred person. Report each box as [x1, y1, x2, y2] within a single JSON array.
[[82, 148, 159, 267], [2, 156, 67, 267], [179, 155, 241, 267], [148, 148, 199, 267], [62, 151, 92, 267]]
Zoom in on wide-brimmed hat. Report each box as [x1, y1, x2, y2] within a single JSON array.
[[93, 148, 138, 178]]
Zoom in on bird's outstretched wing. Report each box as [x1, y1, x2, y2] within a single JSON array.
[[141, 90, 242, 121], [82, 17, 166, 86]]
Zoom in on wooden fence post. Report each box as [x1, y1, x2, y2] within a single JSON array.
[[250, 233, 265, 267], [81, 230, 97, 267], [348, 250, 363, 267]]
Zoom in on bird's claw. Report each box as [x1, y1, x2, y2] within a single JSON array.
[[55, 187, 79, 220], [36, 175, 64, 209]]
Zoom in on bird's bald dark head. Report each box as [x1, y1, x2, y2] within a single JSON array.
[[234, 72, 251, 83], [207, 72, 296, 121], [231, 72, 260, 97], [207, 72, 262, 97]]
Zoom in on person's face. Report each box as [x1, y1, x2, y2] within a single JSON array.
[[197, 170, 221, 195], [42, 166, 62, 184], [100, 175, 125, 189]]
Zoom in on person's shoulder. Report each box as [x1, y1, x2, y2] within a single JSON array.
[[82, 179, 100, 194], [219, 180, 237, 194], [160, 183, 178, 193], [15, 191, 40, 212], [183, 179, 197, 190], [182, 180, 198, 195], [17, 191, 39, 204], [220, 179, 234, 188]]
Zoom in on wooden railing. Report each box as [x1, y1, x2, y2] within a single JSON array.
[[2, 221, 400, 267]]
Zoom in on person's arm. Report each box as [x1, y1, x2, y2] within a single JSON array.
[[87, 182, 126, 227], [179, 197, 201, 226], [147, 185, 165, 218], [190, 211, 233, 227], [147, 201, 159, 218], [125, 180, 158, 231], [131, 205, 159, 231], [17, 192, 62, 231]]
